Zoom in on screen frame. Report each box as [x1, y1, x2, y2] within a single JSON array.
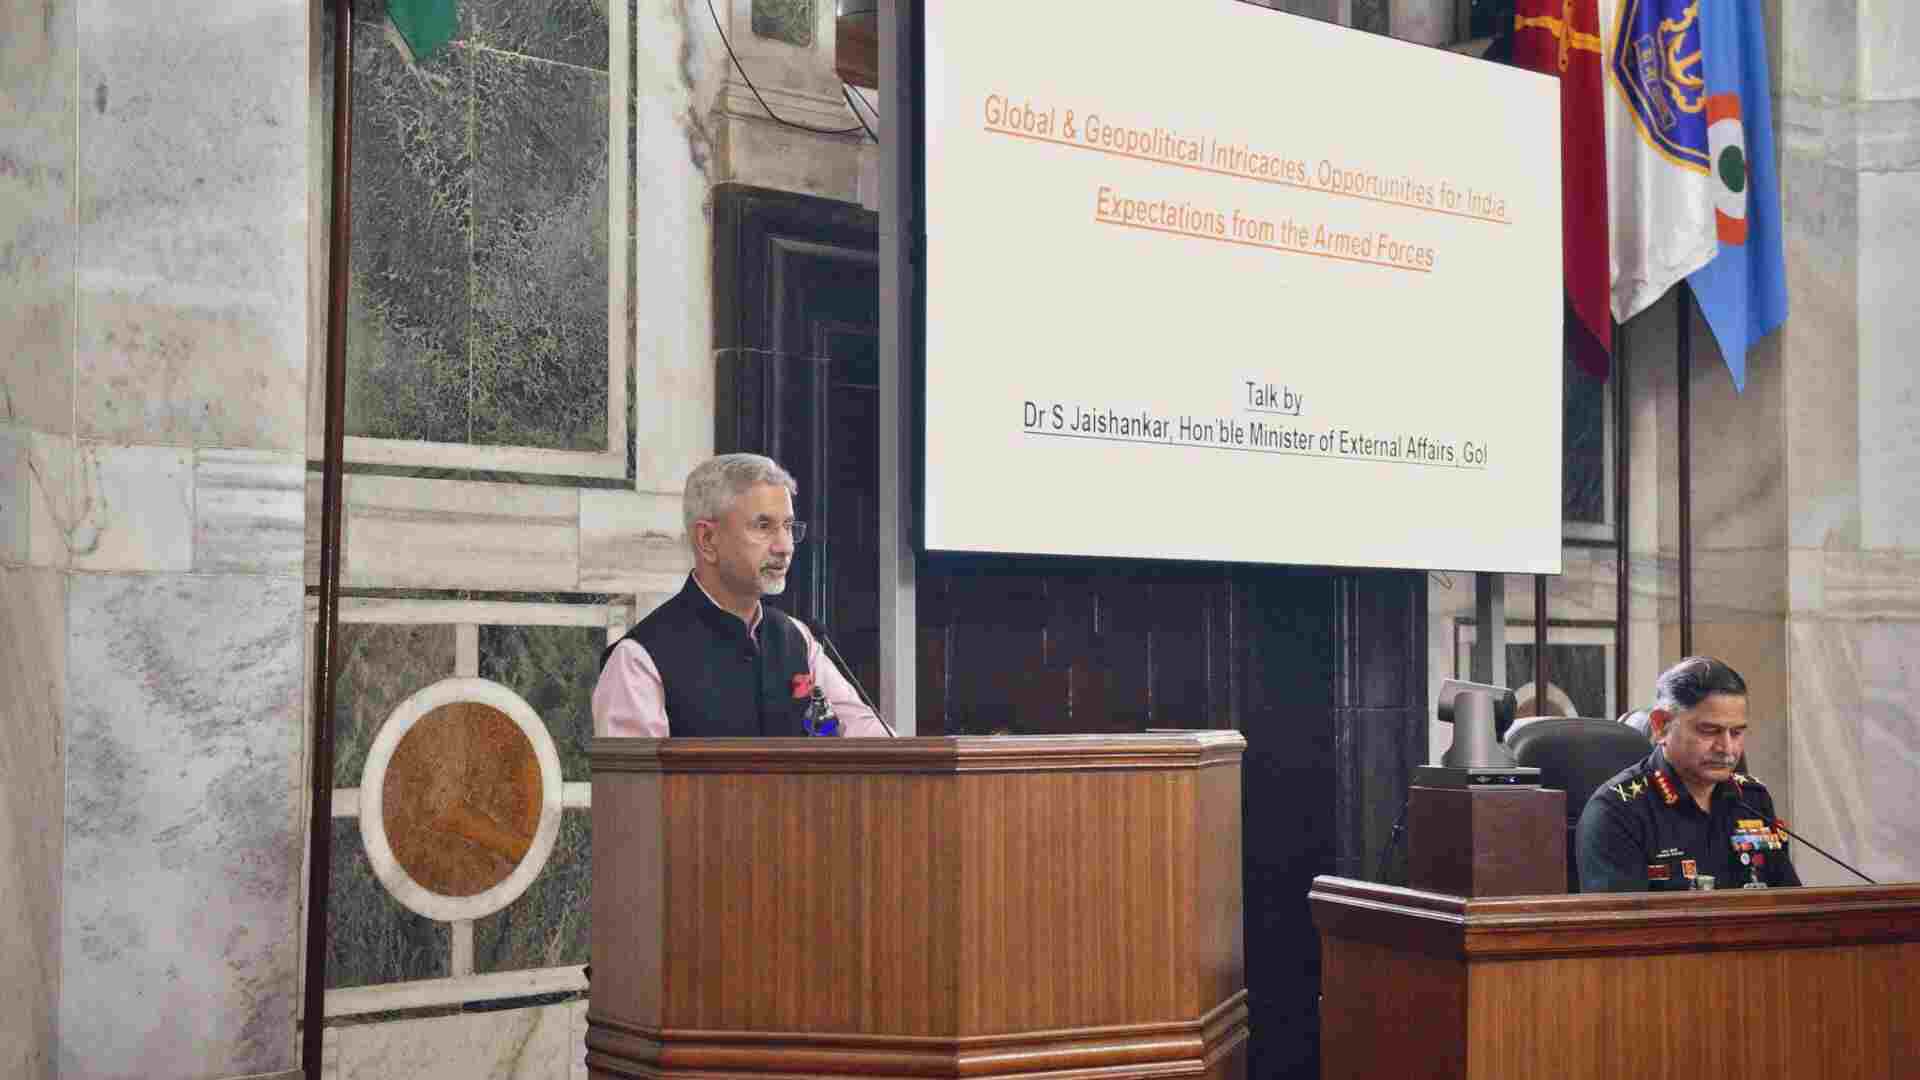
[[894, 0, 1561, 574]]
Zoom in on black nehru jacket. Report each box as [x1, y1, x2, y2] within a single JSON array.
[[599, 576, 813, 737], [1575, 745, 1801, 892]]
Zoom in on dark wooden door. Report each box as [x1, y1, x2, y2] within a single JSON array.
[[712, 183, 1427, 1080]]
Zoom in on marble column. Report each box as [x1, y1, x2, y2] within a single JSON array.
[[1776, 0, 1920, 885], [1, 1, 76, 1077], [2, 0, 313, 1076]]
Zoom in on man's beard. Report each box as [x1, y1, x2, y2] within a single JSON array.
[[759, 564, 789, 595]]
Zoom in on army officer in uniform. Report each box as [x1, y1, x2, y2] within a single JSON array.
[[1576, 656, 1799, 891]]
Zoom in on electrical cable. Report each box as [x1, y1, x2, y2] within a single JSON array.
[[705, 0, 868, 137]]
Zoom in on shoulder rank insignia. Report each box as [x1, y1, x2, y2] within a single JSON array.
[[1611, 777, 1649, 802], [1649, 768, 1680, 806]]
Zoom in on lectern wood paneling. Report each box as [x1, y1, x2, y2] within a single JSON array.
[[588, 734, 1248, 1080], [1312, 876, 1920, 1080]]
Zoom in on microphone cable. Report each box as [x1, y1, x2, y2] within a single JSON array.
[[796, 613, 898, 737]]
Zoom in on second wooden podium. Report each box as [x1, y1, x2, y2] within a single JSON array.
[[587, 733, 1248, 1080]]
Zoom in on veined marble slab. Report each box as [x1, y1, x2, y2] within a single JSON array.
[[196, 449, 306, 576], [631, 0, 724, 493], [75, 0, 308, 452], [338, 474, 580, 591], [1859, 168, 1920, 550], [1802, 548, 1920, 621], [1787, 618, 1920, 886], [70, 443, 194, 573], [0, 0, 77, 438], [1686, 547, 1790, 622], [22, 431, 76, 570], [578, 488, 689, 593], [717, 112, 867, 204], [334, 1002, 573, 1080], [63, 572, 304, 1080], [0, 566, 64, 1080], [0, 425, 26, 561]]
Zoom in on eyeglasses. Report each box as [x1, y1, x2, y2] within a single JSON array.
[[744, 519, 807, 543]]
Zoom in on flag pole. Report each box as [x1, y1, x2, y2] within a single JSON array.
[[1677, 286, 1694, 656], [305, 0, 354, 1074], [1534, 575, 1548, 713], [1613, 320, 1630, 716]]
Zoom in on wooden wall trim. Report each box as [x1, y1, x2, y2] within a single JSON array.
[[590, 733, 1247, 774], [586, 996, 1246, 1078], [1312, 876, 1920, 960]]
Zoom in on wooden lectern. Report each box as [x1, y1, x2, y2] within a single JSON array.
[[1312, 876, 1920, 1079], [587, 734, 1248, 1080]]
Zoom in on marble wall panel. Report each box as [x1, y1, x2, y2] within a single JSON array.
[[1778, 94, 1864, 549], [334, 623, 458, 788], [631, 0, 724, 493], [473, 810, 589, 973], [342, 474, 579, 591], [0, 0, 76, 438], [327, 820, 450, 989], [1787, 618, 1920, 886], [1780, 232, 1860, 550], [1862, 1, 1920, 99], [334, 1002, 572, 1080], [338, 14, 472, 445], [470, 49, 611, 452], [1856, 169, 1920, 550], [0, 566, 64, 1080], [1687, 547, 1789, 623], [1781, 2, 1857, 99], [1687, 324, 1787, 552], [1811, 549, 1920, 621], [479, 626, 599, 780], [0, 425, 26, 561], [63, 572, 304, 1079], [74, 0, 308, 452], [1854, 98, 1920, 175], [195, 449, 306, 576], [578, 489, 689, 593], [1690, 620, 1790, 795], [69, 443, 193, 573], [717, 117, 866, 205], [24, 431, 76, 569], [1622, 294, 1680, 557], [466, 0, 610, 70]]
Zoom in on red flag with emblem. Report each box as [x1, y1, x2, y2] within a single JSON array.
[[1512, 0, 1611, 379]]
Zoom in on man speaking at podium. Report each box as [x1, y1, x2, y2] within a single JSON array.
[[592, 453, 887, 738], [1576, 657, 1800, 891]]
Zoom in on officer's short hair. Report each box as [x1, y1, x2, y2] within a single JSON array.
[[1650, 657, 1747, 716], [683, 453, 798, 553]]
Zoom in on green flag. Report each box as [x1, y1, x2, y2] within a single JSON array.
[[387, 0, 458, 60]]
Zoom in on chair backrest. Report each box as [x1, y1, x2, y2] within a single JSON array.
[[1507, 717, 1652, 892], [1507, 717, 1653, 823]]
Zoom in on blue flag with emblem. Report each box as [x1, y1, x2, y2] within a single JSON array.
[[1601, 0, 1718, 323], [1685, 0, 1788, 393]]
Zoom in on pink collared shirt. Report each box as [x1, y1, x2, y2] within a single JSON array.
[[592, 579, 889, 738]]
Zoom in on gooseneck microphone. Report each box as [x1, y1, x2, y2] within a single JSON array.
[[794, 613, 898, 738], [1733, 796, 1877, 885]]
